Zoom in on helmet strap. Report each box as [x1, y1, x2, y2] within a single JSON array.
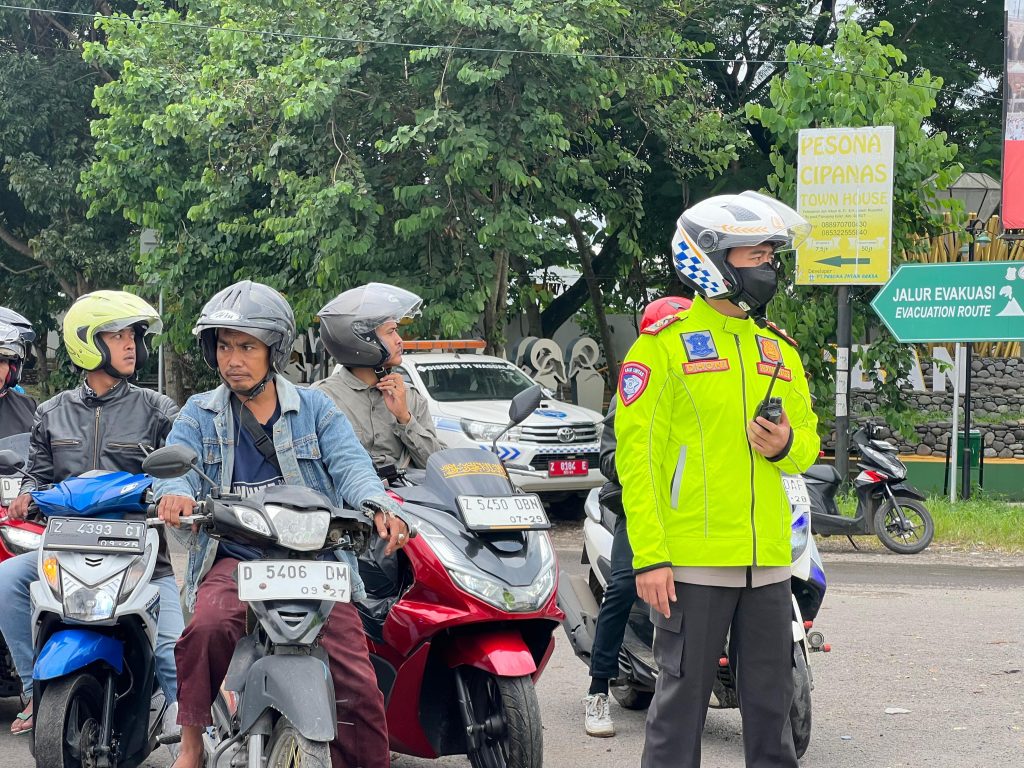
[[221, 369, 273, 400], [373, 366, 392, 381]]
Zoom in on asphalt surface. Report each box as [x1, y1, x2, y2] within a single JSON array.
[[1, 526, 1021, 767]]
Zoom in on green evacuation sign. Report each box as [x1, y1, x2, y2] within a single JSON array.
[[871, 262, 1024, 343]]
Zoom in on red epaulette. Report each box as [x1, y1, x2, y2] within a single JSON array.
[[765, 321, 799, 349], [640, 315, 680, 336]]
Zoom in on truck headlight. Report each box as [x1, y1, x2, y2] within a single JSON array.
[[460, 419, 508, 441]]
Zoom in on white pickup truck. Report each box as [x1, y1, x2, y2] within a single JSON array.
[[394, 343, 607, 506]]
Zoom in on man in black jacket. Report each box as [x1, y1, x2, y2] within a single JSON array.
[[584, 297, 691, 737], [0, 291, 182, 736]]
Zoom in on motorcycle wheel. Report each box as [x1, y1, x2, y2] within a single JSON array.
[[790, 651, 812, 759], [33, 673, 105, 768], [265, 718, 331, 768], [610, 683, 653, 710], [874, 497, 934, 554], [465, 669, 543, 768]]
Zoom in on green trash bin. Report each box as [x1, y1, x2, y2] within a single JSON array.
[[967, 429, 982, 470]]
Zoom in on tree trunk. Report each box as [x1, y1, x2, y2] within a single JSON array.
[[33, 339, 51, 397], [163, 345, 187, 405], [539, 237, 621, 336], [564, 215, 620, 385], [482, 249, 510, 358]]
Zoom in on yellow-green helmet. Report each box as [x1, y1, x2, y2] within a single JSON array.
[[62, 290, 162, 374]]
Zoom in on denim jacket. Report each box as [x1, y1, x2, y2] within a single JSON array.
[[154, 376, 400, 610]]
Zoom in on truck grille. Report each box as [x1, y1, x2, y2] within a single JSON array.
[[519, 423, 599, 445]]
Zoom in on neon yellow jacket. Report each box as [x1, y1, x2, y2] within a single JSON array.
[[615, 297, 820, 571]]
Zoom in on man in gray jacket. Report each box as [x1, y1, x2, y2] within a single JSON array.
[[313, 283, 443, 470]]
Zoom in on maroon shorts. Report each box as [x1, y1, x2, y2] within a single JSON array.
[[175, 557, 389, 767]]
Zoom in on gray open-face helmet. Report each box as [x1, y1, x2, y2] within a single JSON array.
[[193, 280, 296, 372], [671, 190, 811, 301], [0, 322, 27, 390], [317, 283, 423, 368], [0, 307, 36, 370]]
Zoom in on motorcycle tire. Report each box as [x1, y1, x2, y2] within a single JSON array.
[[610, 683, 653, 710], [33, 673, 105, 768], [790, 651, 812, 759], [265, 717, 331, 768], [465, 669, 543, 768], [874, 497, 934, 554]]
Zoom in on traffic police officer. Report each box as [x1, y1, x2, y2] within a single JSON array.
[[615, 191, 820, 767]]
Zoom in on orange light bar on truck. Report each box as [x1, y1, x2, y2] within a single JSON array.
[[402, 339, 486, 352]]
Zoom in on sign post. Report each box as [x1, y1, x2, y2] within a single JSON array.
[[797, 126, 895, 481]]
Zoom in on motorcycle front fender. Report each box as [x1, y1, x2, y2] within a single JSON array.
[[445, 629, 537, 677], [237, 655, 337, 743], [888, 481, 926, 502], [33, 629, 123, 681]]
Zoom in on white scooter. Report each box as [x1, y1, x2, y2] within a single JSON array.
[[558, 478, 829, 757]]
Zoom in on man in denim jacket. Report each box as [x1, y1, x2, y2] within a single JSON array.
[[156, 281, 408, 768]]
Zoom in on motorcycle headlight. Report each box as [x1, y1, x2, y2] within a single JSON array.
[[231, 505, 272, 537], [264, 505, 329, 551], [461, 419, 518, 442], [442, 528, 556, 613], [62, 572, 120, 622], [791, 511, 809, 557], [0, 526, 42, 555], [119, 543, 154, 603]]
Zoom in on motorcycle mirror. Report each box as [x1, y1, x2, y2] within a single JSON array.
[[143, 445, 199, 479], [508, 384, 544, 426], [0, 450, 25, 474]]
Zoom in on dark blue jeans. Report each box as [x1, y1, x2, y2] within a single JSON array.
[[589, 513, 637, 680]]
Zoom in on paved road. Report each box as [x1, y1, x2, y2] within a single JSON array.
[[1, 529, 1021, 767]]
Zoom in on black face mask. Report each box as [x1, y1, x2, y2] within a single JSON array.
[[731, 264, 779, 322]]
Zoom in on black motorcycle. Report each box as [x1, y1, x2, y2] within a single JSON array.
[[142, 445, 373, 768], [806, 423, 934, 554]]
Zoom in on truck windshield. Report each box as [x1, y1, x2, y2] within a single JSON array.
[[412, 362, 535, 402]]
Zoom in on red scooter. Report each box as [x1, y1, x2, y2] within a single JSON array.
[[358, 386, 562, 768], [0, 432, 44, 698]]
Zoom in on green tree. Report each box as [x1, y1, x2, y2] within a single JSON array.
[[746, 19, 961, 433], [0, 2, 139, 392], [82, 0, 742, 375]]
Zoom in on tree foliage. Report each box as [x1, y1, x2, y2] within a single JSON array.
[[747, 19, 961, 433], [0, 2, 139, 391], [82, 0, 742, 361]]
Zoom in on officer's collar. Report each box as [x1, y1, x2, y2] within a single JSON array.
[[690, 296, 754, 335]]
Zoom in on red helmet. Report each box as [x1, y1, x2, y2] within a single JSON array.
[[641, 297, 692, 330]]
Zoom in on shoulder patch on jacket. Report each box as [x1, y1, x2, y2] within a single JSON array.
[[618, 362, 652, 406], [640, 315, 680, 335], [764, 321, 799, 349]]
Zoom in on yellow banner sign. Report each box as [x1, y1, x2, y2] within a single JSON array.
[[796, 126, 894, 285]]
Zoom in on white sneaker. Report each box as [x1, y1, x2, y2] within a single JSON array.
[[584, 693, 615, 737]]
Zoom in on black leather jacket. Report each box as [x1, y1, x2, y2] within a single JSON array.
[[21, 381, 179, 578]]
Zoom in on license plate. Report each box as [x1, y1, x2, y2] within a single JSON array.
[[236, 560, 351, 603], [1, 477, 19, 506], [548, 459, 589, 477], [783, 476, 811, 507], [43, 517, 146, 554], [456, 494, 551, 531]]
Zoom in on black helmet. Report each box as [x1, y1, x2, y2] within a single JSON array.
[[0, 322, 27, 391], [0, 307, 36, 370], [317, 283, 422, 368], [193, 281, 296, 372]]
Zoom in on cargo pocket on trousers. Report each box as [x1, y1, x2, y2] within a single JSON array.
[[651, 603, 685, 677]]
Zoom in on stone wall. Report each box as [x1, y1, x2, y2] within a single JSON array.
[[823, 356, 1024, 458]]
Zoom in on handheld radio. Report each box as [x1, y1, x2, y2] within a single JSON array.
[[756, 361, 784, 425]]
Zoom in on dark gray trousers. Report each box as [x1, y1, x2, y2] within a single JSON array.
[[641, 579, 797, 768]]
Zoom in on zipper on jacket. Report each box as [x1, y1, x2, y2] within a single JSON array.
[[92, 407, 102, 470], [734, 336, 757, 567]]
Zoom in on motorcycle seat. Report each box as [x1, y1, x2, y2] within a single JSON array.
[[803, 464, 842, 484]]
